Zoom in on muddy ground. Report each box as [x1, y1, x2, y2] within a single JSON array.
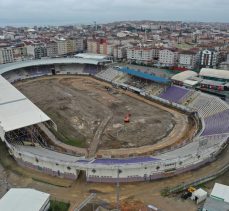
[[15, 76, 175, 150]]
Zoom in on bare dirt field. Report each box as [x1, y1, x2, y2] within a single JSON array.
[[15, 76, 176, 150]]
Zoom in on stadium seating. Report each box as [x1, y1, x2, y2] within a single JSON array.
[[159, 85, 190, 103], [91, 157, 159, 165], [188, 93, 228, 118], [96, 67, 123, 82], [202, 109, 229, 136], [83, 64, 99, 75], [56, 64, 85, 74]]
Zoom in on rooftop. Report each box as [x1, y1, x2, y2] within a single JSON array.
[[171, 70, 198, 82], [0, 188, 50, 211], [0, 58, 100, 75], [0, 75, 50, 132], [200, 68, 229, 80]]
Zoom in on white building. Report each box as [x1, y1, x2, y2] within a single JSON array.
[[178, 51, 198, 69], [57, 39, 67, 55], [159, 49, 178, 66], [127, 47, 153, 64], [0, 188, 50, 211]]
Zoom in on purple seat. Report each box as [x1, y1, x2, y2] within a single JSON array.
[[159, 86, 189, 103], [202, 109, 229, 136], [91, 157, 159, 165]]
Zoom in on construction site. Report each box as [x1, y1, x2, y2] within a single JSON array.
[[0, 59, 228, 210], [15, 75, 189, 154]]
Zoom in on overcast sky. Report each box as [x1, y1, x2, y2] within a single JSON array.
[[0, 0, 228, 26]]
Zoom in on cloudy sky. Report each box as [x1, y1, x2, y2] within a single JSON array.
[[0, 0, 228, 26]]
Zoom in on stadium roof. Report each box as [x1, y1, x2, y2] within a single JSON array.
[[74, 53, 110, 60], [0, 58, 100, 75], [0, 188, 50, 211], [119, 67, 170, 84], [171, 71, 198, 82], [0, 75, 50, 132], [199, 68, 229, 80]]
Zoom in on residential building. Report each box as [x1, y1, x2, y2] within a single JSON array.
[[26, 43, 47, 59], [12, 45, 27, 62], [159, 49, 178, 66], [0, 47, 14, 64], [46, 41, 58, 57], [199, 49, 218, 68], [178, 50, 198, 69], [87, 39, 99, 54], [113, 46, 126, 61], [127, 47, 153, 64], [57, 39, 67, 55]]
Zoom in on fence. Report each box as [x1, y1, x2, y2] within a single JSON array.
[[167, 146, 229, 194]]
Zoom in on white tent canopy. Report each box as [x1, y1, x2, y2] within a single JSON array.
[[0, 75, 51, 133]]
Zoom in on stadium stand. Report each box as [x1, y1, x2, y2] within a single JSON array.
[[0, 60, 229, 183], [91, 157, 160, 165], [83, 64, 100, 75], [55, 64, 85, 74], [188, 93, 229, 118], [202, 109, 229, 136], [96, 67, 123, 82], [159, 85, 190, 103]]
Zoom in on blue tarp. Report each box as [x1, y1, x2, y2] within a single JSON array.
[[119, 67, 170, 84]]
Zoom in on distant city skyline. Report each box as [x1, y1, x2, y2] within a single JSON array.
[[0, 0, 229, 27]]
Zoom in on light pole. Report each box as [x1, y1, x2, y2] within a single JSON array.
[[116, 168, 122, 211]]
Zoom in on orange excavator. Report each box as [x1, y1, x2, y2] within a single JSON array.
[[124, 113, 131, 123]]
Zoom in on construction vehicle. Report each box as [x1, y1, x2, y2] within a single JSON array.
[[188, 186, 196, 193], [124, 113, 131, 123]]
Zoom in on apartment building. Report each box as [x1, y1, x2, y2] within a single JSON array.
[[75, 38, 84, 52], [199, 49, 218, 68], [127, 47, 153, 64], [159, 49, 178, 66], [12, 45, 27, 62], [0, 47, 14, 64], [46, 41, 58, 57], [57, 39, 67, 55], [178, 50, 198, 69], [113, 46, 126, 61], [87, 38, 114, 56], [87, 39, 99, 54], [26, 43, 47, 59]]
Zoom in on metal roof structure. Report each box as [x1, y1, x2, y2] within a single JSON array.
[[119, 67, 170, 84], [74, 53, 110, 60], [203, 197, 229, 211], [171, 70, 198, 82], [200, 68, 229, 80], [0, 188, 50, 211], [0, 75, 51, 132], [0, 58, 100, 75]]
